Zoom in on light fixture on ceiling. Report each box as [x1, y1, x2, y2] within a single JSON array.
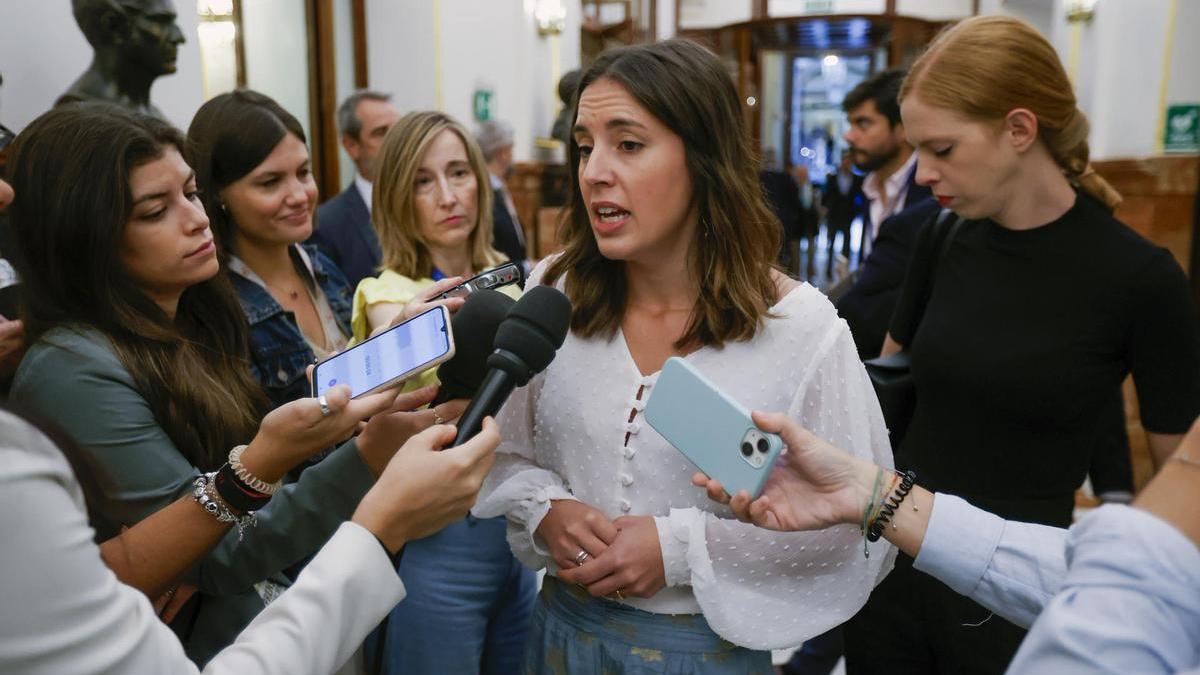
[[534, 0, 567, 36], [1065, 0, 1098, 24]]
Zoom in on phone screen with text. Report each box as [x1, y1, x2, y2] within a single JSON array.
[[314, 307, 450, 398]]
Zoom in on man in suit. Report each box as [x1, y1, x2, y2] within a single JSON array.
[[833, 69, 934, 360], [308, 90, 399, 288], [475, 120, 528, 269], [821, 150, 863, 276]]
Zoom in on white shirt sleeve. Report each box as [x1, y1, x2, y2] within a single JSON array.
[[471, 372, 578, 570], [1006, 505, 1200, 674], [0, 413, 405, 675], [650, 319, 898, 649], [913, 493, 1068, 629]]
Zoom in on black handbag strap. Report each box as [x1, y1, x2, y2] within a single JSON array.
[[911, 208, 964, 333]]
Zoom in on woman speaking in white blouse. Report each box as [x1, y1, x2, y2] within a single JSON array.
[[472, 38, 895, 673]]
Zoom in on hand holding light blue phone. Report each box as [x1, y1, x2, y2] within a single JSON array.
[[644, 357, 784, 498]]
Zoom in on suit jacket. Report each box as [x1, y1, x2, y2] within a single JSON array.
[[490, 186, 527, 266], [309, 183, 381, 288], [836, 195, 940, 360], [822, 171, 863, 232]]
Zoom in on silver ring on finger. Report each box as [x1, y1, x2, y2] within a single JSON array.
[[318, 395, 331, 417], [433, 414, 446, 425], [574, 549, 590, 566]]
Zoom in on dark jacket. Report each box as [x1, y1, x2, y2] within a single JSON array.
[[760, 169, 818, 240], [308, 183, 381, 289], [836, 194, 939, 360], [229, 244, 353, 409], [822, 170, 863, 232], [490, 185, 527, 266]]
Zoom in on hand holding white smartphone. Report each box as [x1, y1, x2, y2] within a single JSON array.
[[313, 305, 455, 399]]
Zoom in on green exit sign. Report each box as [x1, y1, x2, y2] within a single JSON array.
[[1164, 104, 1199, 153], [805, 0, 835, 13], [473, 89, 493, 122]]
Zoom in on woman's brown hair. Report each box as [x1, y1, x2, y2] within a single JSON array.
[[8, 102, 268, 471], [901, 15, 1121, 209], [543, 38, 780, 349], [373, 111, 504, 279], [187, 89, 309, 260]]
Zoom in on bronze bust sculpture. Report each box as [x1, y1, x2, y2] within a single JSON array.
[[57, 0, 185, 117]]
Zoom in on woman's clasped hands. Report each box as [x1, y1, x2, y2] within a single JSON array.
[[539, 500, 667, 600]]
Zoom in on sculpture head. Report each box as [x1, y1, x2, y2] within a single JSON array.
[[72, 0, 185, 76]]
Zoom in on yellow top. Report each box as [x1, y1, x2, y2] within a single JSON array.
[[351, 269, 523, 390]]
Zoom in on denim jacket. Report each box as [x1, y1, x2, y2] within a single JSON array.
[[229, 244, 353, 409]]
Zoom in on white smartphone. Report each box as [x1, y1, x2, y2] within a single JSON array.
[[312, 305, 455, 399]]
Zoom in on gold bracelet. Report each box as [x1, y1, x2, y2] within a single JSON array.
[[229, 445, 283, 495]]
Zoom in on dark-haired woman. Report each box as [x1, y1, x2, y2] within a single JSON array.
[[187, 90, 461, 410], [8, 102, 448, 667], [472, 39, 894, 673]]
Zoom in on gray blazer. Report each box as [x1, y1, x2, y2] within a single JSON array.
[[11, 327, 376, 666]]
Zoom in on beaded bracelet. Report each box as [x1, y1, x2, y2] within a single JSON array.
[[193, 472, 257, 541], [229, 444, 282, 495]]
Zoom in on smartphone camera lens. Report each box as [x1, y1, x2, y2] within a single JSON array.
[[756, 437, 769, 453], [741, 441, 753, 457]]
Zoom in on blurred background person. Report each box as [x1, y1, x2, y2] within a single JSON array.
[[309, 90, 399, 288], [476, 119, 529, 270], [821, 150, 862, 278]]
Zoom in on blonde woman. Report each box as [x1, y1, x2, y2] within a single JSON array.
[[353, 111, 533, 675], [352, 111, 516, 343], [851, 15, 1200, 672]]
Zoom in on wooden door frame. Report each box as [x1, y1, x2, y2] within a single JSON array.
[[305, 0, 370, 201]]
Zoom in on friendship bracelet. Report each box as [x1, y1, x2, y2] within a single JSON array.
[[861, 466, 883, 559], [867, 470, 917, 542], [229, 444, 283, 495], [193, 472, 257, 541], [867, 471, 901, 525]]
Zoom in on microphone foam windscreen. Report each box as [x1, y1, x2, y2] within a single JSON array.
[[493, 285, 573, 375], [435, 290, 515, 400]]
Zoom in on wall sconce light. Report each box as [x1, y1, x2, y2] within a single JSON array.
[[1065, 0, 1098, 24], [534, 0, 567, 36]]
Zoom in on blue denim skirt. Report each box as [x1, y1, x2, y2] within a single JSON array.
[[523, 577, 772, 674]]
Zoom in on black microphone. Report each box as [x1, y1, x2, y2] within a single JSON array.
[[431, 289, 515, 406], [452, 285, 572, 446]]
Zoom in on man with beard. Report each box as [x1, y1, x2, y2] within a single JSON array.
[[833, 69, 936, 361], [58, 0, 185, 118], [309, 90, 401, 287]]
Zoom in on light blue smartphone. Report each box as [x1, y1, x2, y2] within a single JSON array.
[[644, 357, 784, 498]]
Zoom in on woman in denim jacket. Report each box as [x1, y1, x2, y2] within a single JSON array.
[[188, 90, 353, 409]]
